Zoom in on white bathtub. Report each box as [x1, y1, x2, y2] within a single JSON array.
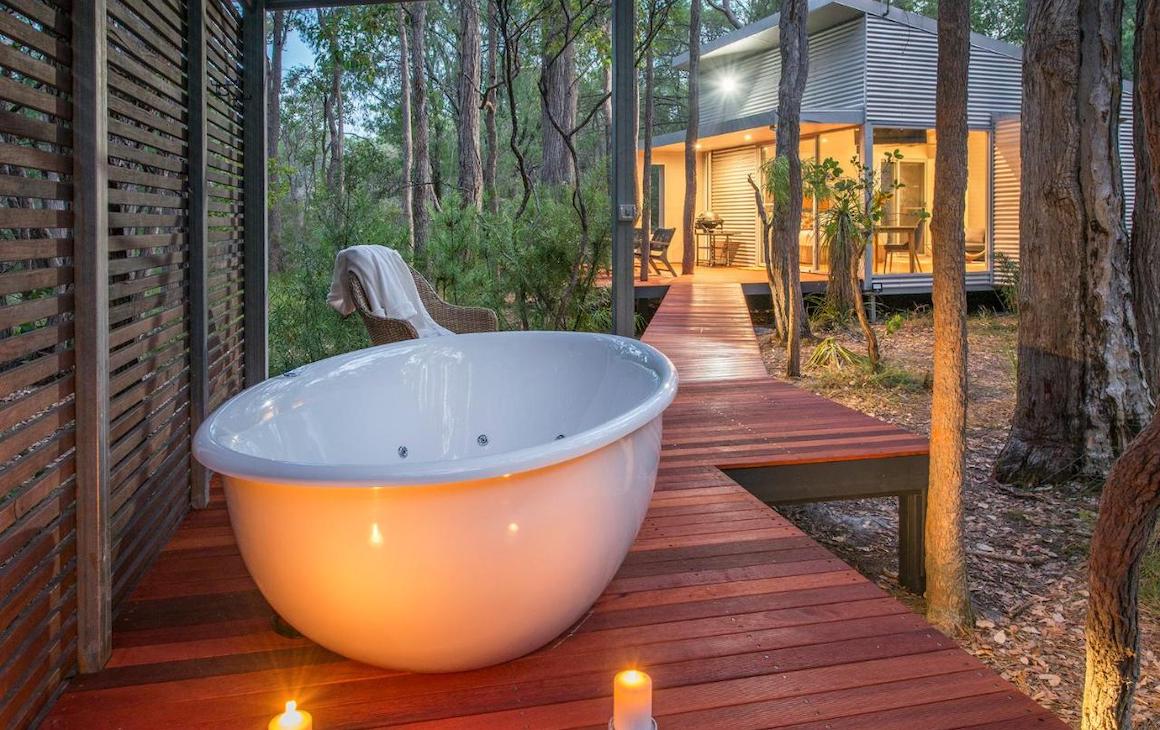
[[193, 331, 677, 672]]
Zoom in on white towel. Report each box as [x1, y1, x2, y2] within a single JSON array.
[[327, 245, 453, 338]]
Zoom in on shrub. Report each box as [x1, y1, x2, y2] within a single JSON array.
[[885, 312, 906, 335], [995, 253, 1020, 314]]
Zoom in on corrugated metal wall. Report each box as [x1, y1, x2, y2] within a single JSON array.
[[1120, 91, 1135, 227], [0, 0, 250, 723], [700, 18, 865, 127], [864, 14, 1021, 128], [708, 146, 760, 266], [992, 115, 1021, 281]]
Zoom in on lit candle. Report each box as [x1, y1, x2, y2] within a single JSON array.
[[268, 701, 313, 730], [613, 669, 653, 730]]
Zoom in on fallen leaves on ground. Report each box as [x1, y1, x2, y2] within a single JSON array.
[[758, 310, 1158, 728]]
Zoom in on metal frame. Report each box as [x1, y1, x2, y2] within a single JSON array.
[[725, 454, 929, 593], [243, 0, 270, 384], [610, 0, 636, 337], [73, 0, 112, 673]]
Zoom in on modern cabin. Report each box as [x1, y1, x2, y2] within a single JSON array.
[[639, 0, 1137, 294]]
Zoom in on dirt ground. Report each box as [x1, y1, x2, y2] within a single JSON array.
[[757, 309, 1158, 728]]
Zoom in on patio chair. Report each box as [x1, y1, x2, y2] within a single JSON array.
[[882, 219, 925, 274], [347, 267, 499, 346], [635, 227, 678, 276]]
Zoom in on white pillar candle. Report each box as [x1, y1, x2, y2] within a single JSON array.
[[613, 669, 653, 730], [269, 700, 313, 730]]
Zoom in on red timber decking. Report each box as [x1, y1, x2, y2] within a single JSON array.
[[42, 283, 1065, 729]]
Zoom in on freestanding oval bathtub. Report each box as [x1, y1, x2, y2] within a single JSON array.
[[193, 331, 677, 672]]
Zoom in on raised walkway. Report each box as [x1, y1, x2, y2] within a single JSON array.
[[43, 283, 1064, 729]]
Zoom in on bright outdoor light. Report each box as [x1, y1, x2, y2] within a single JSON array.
[[744, 133, 753, 141], [718, 73, 738, 94]]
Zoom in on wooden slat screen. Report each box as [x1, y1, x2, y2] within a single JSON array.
[[105, 0, 193, 606], [205, 0, 243, 409], [1, 0, 250, 722], [0, 0, 79, 724]]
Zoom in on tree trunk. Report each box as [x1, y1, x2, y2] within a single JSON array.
[[995, 0, 1150, 485], [1081, 6, 1160, 725], [325, 58, 344, 194], [399, 6, 415, 252], [773, 0, 809, 377], [483, 0, 499, 213], [925, 0, 974, 634], [681, 0, 700, 275], [267, 10, 286, 271], [824, 237, 859, 315], [1081, 413, 1160, 730], [641, 4, 656, 282], [1132, 0, 1160, 402], [457, 0, 483, 208], [410, 1, 433, 266], [540, 6, 576, 185]]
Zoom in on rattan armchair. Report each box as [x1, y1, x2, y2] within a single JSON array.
[[347, 267, 499, 346]]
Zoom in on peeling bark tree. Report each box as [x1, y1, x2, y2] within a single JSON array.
[[640, 0, 657, 282], [399, 6, 414, 251], [1132, 0, 1160, 402], [540, 4, 576, 185], [1081, 412, 1160, 730], [681, 0, 700, 275], [925, 0, 974, 634], [772, 0, 808, 376], [995, 0, 1151, 486], [483, 0, 499, 213], [1081, 2, 1160, 727], [409, 1, 434, 266], [457, 0, 483, 208]]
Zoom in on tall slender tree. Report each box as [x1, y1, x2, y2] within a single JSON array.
[[640, 0, 657, 282], [483, 0, 499, 213], [457, 0, 483, 208], [1081, 2, 1160, 728], [925, 0, 973, 634], [409, 1, 434, 265], [681, 0, 700, 275], [267, 10, 287, 270], [399, 5, 415, 252], [995, 0, 1151, 486], [1132, 0, 1160, 402], [540, 2, 577, 185], [772, 0, 808, 376]]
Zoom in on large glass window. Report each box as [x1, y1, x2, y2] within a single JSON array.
[[871, 127, 990, 275]]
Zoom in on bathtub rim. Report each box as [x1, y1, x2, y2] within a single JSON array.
[[193, 331, 678, 487]]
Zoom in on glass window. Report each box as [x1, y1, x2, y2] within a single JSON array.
[[871, 127, 991, 275], [648, 165, 664, 229]]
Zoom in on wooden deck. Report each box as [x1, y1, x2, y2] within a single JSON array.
[[42, 284, 1064, 729], [598, 265, 830, 296]]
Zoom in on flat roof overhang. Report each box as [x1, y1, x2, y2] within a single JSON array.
[[646, 110, 865, 152]]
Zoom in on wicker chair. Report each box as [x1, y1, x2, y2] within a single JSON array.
[[347, 267, 499, 346]]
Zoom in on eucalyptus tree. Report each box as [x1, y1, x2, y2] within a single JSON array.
[[1081, 2, 1160, 728], [772, 0, 809, 375], [926, 0, 973, 635], [996, 0, 1151, 485], [681, 0, 700, 275]]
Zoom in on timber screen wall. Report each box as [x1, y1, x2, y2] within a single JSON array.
[[0, 0, 253, 723]]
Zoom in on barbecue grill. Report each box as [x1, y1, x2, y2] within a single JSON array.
[[696, 211, 724, 231]]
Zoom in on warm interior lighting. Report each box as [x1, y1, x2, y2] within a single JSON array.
[[694, 142, 702, 149], [718, 73, 738, 94], [743, 133, 753, 141], [369, 523, 383, 546], [508, 522, 519, 533]]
